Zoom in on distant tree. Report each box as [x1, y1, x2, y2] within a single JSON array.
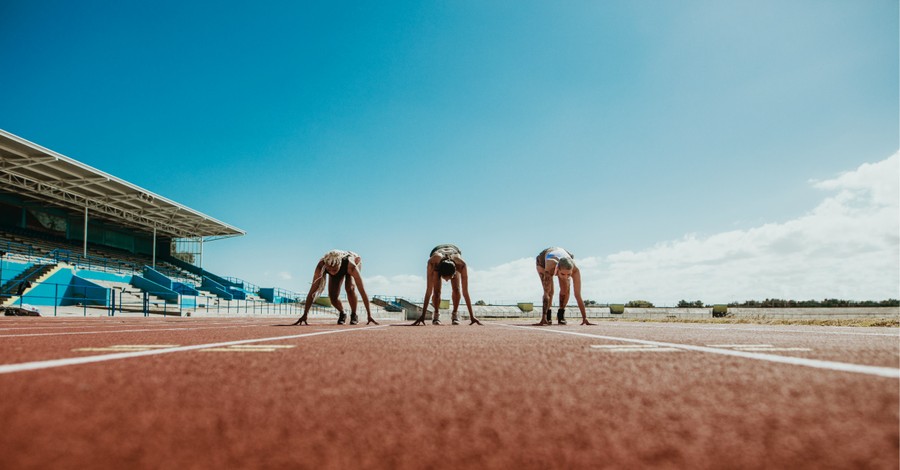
[[475, 300, 486, 306], [626, 300, 654, 308], [585, 300, 597, 306], [678, 300, 703, 308]]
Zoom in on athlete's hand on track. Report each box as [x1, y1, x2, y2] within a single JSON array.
[[367, 317, 379, 325], [411, 316, 426, 326], [581, 319, 595, 326], [292, 316, 308, 326], [469, 318, 482, 326], [532, 320, 550, 326]]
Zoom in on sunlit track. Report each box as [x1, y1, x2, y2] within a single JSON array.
[[0, 324, 388, 375], [498, 324, 900, 379], [0, 317, 896, 468]]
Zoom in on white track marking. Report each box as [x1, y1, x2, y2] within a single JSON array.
[[0, 324, 268, 338], [502, 325, 900, 379], [604, 322, 899, 337], [0, 325, 387, 375], [199, 345, 296, 352], [72, 345, 180, 352], [734, 347, 812, 352], [591, 345, 683, 353], [707, 344, 813, 352], [0, 320, 254, 331]]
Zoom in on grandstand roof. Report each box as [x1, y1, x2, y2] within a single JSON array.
[[0, 129, 245, 240]]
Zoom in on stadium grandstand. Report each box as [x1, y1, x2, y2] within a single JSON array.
[[0, 128, 303, 316]]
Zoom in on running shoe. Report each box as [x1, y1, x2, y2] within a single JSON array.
[[337, 312, 346, 325], [350, 312, 359, 325]]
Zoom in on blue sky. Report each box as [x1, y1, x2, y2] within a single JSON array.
[[2, 1, 897, 304]]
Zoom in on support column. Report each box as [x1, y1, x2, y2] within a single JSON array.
[[152, 226, 157, 268], [83, 206, 88, 258]]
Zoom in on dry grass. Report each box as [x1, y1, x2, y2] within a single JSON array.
[[604, 317, 899, 328]]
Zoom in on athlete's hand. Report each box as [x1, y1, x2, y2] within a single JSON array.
[[532, 319, 550, 326], [581, 319, 595, 326], [411, 315, 426, 326], [469, 317, 482, 326], [367, 317, 379, 325], [291, 316, 308, 326]]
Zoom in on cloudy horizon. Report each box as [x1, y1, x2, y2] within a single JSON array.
[[365, 153, 899, 306]]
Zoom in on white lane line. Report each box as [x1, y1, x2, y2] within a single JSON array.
[[0, 321, 251, 331], [735, 347, 812, 352], [502, 325, 900, 379], [72, 345, 180, 352], [0, 324, 268, 338], [0, 325, 387, 375], [606, 323, 899, 337], [199, 345, 296, 352], [707, 344, 813, 352], [591, 345, 683, 353]]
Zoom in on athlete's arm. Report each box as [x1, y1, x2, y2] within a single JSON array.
[[412, 258, 437, 325], [572, 268, 594, 325], [293, 261, 325, 325], [349, 264, 377, 325], [459, 264, 481, 325]]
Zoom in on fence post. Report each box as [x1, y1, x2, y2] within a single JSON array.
[[54, 283, 58, 317]]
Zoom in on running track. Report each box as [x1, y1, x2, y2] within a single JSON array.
[[0, 317, 897, 469]]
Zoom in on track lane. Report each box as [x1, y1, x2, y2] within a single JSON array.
[[499, 324, 900, 378], [0, 318, 896, 468]]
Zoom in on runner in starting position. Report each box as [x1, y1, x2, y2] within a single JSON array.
[[535, 247, 594, 326], [412, 244, 482, 325], [292, 250, 377, 326]]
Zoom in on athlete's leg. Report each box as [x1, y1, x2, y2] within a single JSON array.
[[450, 274, 462, 324], [431, 280, 443, 324], [558, 277, 570, 325], [536, 264, 553, 325], [345, 277, 359, 324], [329, 275, 347, 324]]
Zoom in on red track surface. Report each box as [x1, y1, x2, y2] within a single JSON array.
[[1, 317, 897, 469]]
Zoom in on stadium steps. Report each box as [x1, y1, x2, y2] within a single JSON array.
[[91, 280, 170, 311], [371, 297, 404, 312], [0, 263, 63, 307]]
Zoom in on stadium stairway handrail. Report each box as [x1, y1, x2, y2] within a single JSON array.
[[162, 256, 241, 288]]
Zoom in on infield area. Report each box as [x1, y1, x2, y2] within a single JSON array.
[[1, 317, 897, 469]]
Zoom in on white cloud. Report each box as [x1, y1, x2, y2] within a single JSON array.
[[588, 153, 900, 305], [363, 274, 426, 299], [375, 154, 899, 306]]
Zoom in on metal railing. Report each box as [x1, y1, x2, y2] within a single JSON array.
[[1, 278, 302, 318]]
